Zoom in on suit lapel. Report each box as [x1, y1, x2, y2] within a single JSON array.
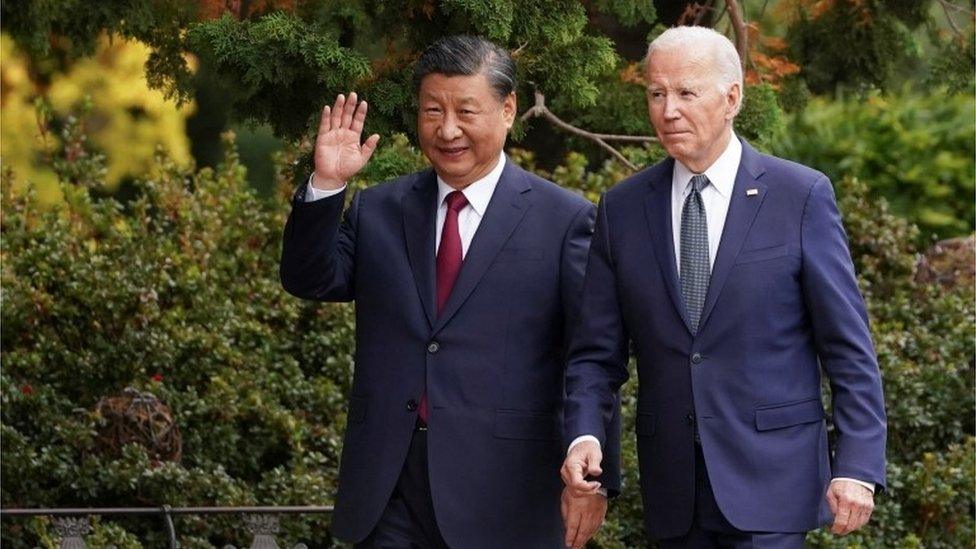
[[433, 160, 531, 334], [643, 158, 694, 334], [403, 170, 439, 329], [698, 141, 767, 331]]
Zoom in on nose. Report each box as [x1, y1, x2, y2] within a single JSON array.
[[663, 95, 681, 120], [437, 112, 462, 141]]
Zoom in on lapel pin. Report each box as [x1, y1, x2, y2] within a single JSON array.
[[746, 188, 759, 196]]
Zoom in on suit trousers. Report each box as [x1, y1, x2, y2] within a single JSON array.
[[355, 428, 450, 549], [657, 444, 806, 549]]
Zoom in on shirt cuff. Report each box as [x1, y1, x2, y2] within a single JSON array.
[[567, 435, 601, 455], [831, 477, 875, 493], [306, 174, 346, 202]]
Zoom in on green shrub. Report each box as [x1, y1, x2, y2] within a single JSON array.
[[1, 127, 354, 546], [2, 115, 972, 547], [772, 90, 975, 243]]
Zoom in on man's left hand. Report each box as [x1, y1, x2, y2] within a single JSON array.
[[561, 487, 607, 549], [826, 479, 875, 535]]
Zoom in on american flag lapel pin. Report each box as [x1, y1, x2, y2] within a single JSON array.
[[746, 188, 759, 196]]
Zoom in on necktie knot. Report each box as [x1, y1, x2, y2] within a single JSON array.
[[445, 191, 468, 213], [690, 174, 710, 194]]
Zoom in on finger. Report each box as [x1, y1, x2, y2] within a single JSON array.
[[585, 460, 603, 477], [573, 516, 596, 549], [331, 94, 345, 130], [826, 487, 839, 516], [350, 99, 367, 135], [568, 463, 601, 493], [569, 482, 602, 498], [341, 92, 357, 128], [848, 508, 867, 534], [831, 506, 851, 535], [560, 463, 572, 486], [857, 506, 874, 531], [361, 134, 380, 162], [583, 448, 603, 477], [318, 105, 331, 135], [579, 515, 598, 546], [564, 508, 581, 548]]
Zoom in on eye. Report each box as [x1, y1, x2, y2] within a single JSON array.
[[680, 89, 698, 98], [459, 108, 477, 115], [424, 107, 443, 115], [648, 90, 665, 100]]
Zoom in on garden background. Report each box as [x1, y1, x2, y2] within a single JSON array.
[[1, 1, 973, 547]]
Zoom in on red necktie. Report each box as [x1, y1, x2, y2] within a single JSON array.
[[419, 190, 468, 423]]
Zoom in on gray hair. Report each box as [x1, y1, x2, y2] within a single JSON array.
[[412, 35, 516, 101], [646, 26, 744, 114]]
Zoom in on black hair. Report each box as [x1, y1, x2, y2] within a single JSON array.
[[412, 35, 516, 100]]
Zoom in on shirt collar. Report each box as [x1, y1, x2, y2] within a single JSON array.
[[673, 130, 742, 198], [436, 151, 506, 216]]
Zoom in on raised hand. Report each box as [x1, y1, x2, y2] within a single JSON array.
[[313, 92, 380, 190]]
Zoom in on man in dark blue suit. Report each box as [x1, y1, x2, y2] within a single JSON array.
[[281, 36, 618, 548], [562, 26, 886, 547]]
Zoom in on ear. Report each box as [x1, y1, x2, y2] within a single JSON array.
[[502, 92, 517, 129], [725, 82, 742, 120]]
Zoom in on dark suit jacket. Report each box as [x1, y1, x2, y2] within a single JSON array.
[[281, 159, 621, 548], [564, 140, 886, 538]]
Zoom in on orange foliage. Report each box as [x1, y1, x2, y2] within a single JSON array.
[[792, 0, 872, 24], [744, 22, 800, 89], [746, 51, 801, 88], [618, 62, 646, 86]]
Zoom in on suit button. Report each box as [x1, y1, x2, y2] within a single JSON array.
[[427, 341, 440, 353], [406, 399, 418, 412], [691, 353, 703, 364], [687, 413, 695, 425]]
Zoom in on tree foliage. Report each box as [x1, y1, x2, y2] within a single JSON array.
[[784, 0, 975, 94], [772, 89, 975, 241], [0, 1, 973, 547], [0, 35, 194, 204]]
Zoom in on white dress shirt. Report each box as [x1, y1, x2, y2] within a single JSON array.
[[569, 130, 873, 494], [305, 152, 506, 260], [671, 131, 740, 272]]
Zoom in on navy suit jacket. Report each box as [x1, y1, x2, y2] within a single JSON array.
[[281, 159, 621, 548], [564, 140, 886, 538]]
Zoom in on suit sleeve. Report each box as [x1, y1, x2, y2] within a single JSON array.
[[280, 186, 359, 302], [564, 194, 630, 455], [800, 176, 887, 490], [558, 201, 623, 495]]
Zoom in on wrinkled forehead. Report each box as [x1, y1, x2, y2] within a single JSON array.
[[645, 49, 716, 87]]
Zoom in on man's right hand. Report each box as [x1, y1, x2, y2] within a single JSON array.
[[561, 439, 604, 497], [312, 92, 380, 190]]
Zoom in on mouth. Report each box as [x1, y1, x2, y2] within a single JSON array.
[[437, 146, 470, 158]]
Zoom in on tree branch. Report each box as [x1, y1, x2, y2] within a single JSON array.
[[938, 0, 965, 37], [724, 0, 749, 68], [520, 91, 657, 172]]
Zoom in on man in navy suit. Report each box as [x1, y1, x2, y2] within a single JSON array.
[[561, 26, 886, 547], [281, 35, 618, 548]]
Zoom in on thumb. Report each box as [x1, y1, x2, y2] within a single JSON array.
[[361, 134, 380, 162], [585, 448, 603, 477]]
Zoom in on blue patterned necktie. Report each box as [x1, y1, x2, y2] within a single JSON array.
[[680, 174, 710, 334]]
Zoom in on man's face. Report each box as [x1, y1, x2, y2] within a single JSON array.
[[645, 49, 739, 172], [417, 72, 515, 189]]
